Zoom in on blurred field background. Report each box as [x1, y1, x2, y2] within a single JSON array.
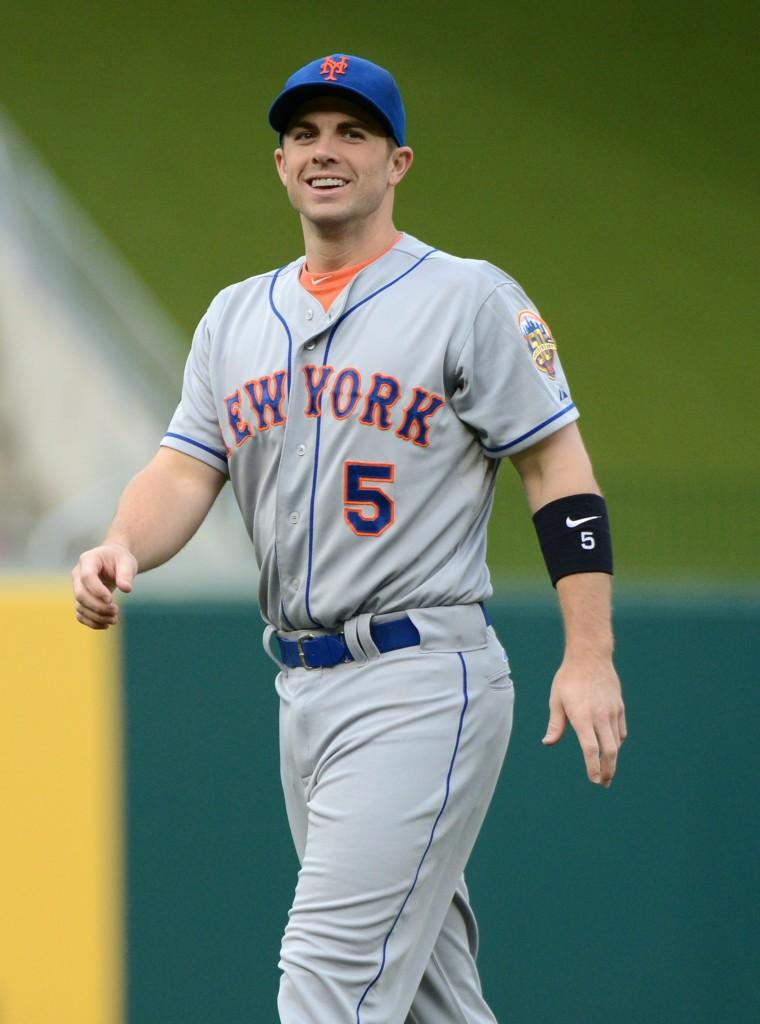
[[2, 0, 758, 579], [1, 1, 758, 1022]]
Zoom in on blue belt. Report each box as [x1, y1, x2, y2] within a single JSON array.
[[277, 604, 492, 670]]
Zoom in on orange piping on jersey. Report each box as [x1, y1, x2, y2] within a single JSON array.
[[223, 388, 253, 448], [330, 366, 363, 420], [343, 461, 396, 537], [359, 372, 402, 431]]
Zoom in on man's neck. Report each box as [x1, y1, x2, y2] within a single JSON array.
[[302, 219, 401, 274]]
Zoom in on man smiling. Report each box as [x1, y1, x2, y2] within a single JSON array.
[[274, 96, 413, 252], [72, 54, 625, 1023]]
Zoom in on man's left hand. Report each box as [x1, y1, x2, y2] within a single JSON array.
[[542, 657, 627, 787]]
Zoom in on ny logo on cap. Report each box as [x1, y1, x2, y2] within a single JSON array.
[[320, 55, 349, 81]]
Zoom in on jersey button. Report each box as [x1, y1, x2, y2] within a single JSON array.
[[305, 309, 313, 321], [288, 512, 300, 525], [305, 341, 316, 350], [296, 444, 306, 456], [291, 578, 300, 590]]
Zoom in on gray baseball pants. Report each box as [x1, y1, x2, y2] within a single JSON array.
[[271, 605, 514, 1023]]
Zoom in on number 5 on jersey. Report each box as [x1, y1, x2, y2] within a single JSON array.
[[344, 461, 395, 536]]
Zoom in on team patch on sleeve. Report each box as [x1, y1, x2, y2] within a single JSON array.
[[518, 309, 558, 380]]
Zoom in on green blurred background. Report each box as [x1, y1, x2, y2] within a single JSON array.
[[3, 0, 757, 580], [3, 3, 758, 1023]]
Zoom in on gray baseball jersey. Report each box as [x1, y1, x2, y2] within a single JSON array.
[[161, 230, 578, 1021], [161, 232, 578, 630]]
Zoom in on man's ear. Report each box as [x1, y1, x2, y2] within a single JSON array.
[[274, 148, 288, 186], [388, 146, 414, 186]]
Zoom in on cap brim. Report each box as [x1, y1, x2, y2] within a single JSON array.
[[268, 84, 398, 143]]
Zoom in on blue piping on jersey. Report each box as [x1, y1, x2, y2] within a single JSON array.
[[304, 248, 438, 625], [280, 600, 296, 630], [269, 267, 294, 397], [270, 267, 312, 620], [163, 432, 228, 464], [481, 402, 577, 453], [355, 651, 469, 1023]]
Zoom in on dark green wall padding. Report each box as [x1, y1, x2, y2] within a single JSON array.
[[124, 594, 759, 1024]]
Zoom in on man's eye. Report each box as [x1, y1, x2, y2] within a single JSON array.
[[344, 129, 365, 140], [294, 131, 314, 141]]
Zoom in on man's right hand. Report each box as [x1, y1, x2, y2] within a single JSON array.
[[71, 543, 138, 630], [70, 448, 226, 629]]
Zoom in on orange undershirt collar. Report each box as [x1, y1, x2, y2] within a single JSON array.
[[300, 233, 402, 311]]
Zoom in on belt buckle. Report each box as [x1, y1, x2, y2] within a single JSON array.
[[296, 633, 317, 669]]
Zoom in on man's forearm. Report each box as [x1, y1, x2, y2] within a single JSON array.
[[509, 425, 625, 784], [555, 572, 614, 661], [72, 448, 224, 631], [545, 570, 624, 786], [105, 449, 225, 572]]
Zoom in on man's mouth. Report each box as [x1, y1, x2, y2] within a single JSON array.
[[307, 177, 349, 190]]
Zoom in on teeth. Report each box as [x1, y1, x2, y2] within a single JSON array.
[[311, 178, 347, 188]]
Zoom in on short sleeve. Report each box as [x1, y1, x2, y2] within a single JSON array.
[[161, 310, 230, 477], [450, 280, 579, 457]]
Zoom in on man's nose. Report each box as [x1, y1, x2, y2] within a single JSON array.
[[310, 136, 339, 163]]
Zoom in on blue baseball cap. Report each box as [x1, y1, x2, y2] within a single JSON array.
[[268, 54, 406, 146]]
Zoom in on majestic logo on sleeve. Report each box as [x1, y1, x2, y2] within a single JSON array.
[[518, 309, 558, 380], [320, 56, 349, 81]]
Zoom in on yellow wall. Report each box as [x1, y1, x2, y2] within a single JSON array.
[[0, 579, 121, 1024]]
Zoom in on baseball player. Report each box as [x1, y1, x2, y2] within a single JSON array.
[[72, 55, 626, 1023]]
